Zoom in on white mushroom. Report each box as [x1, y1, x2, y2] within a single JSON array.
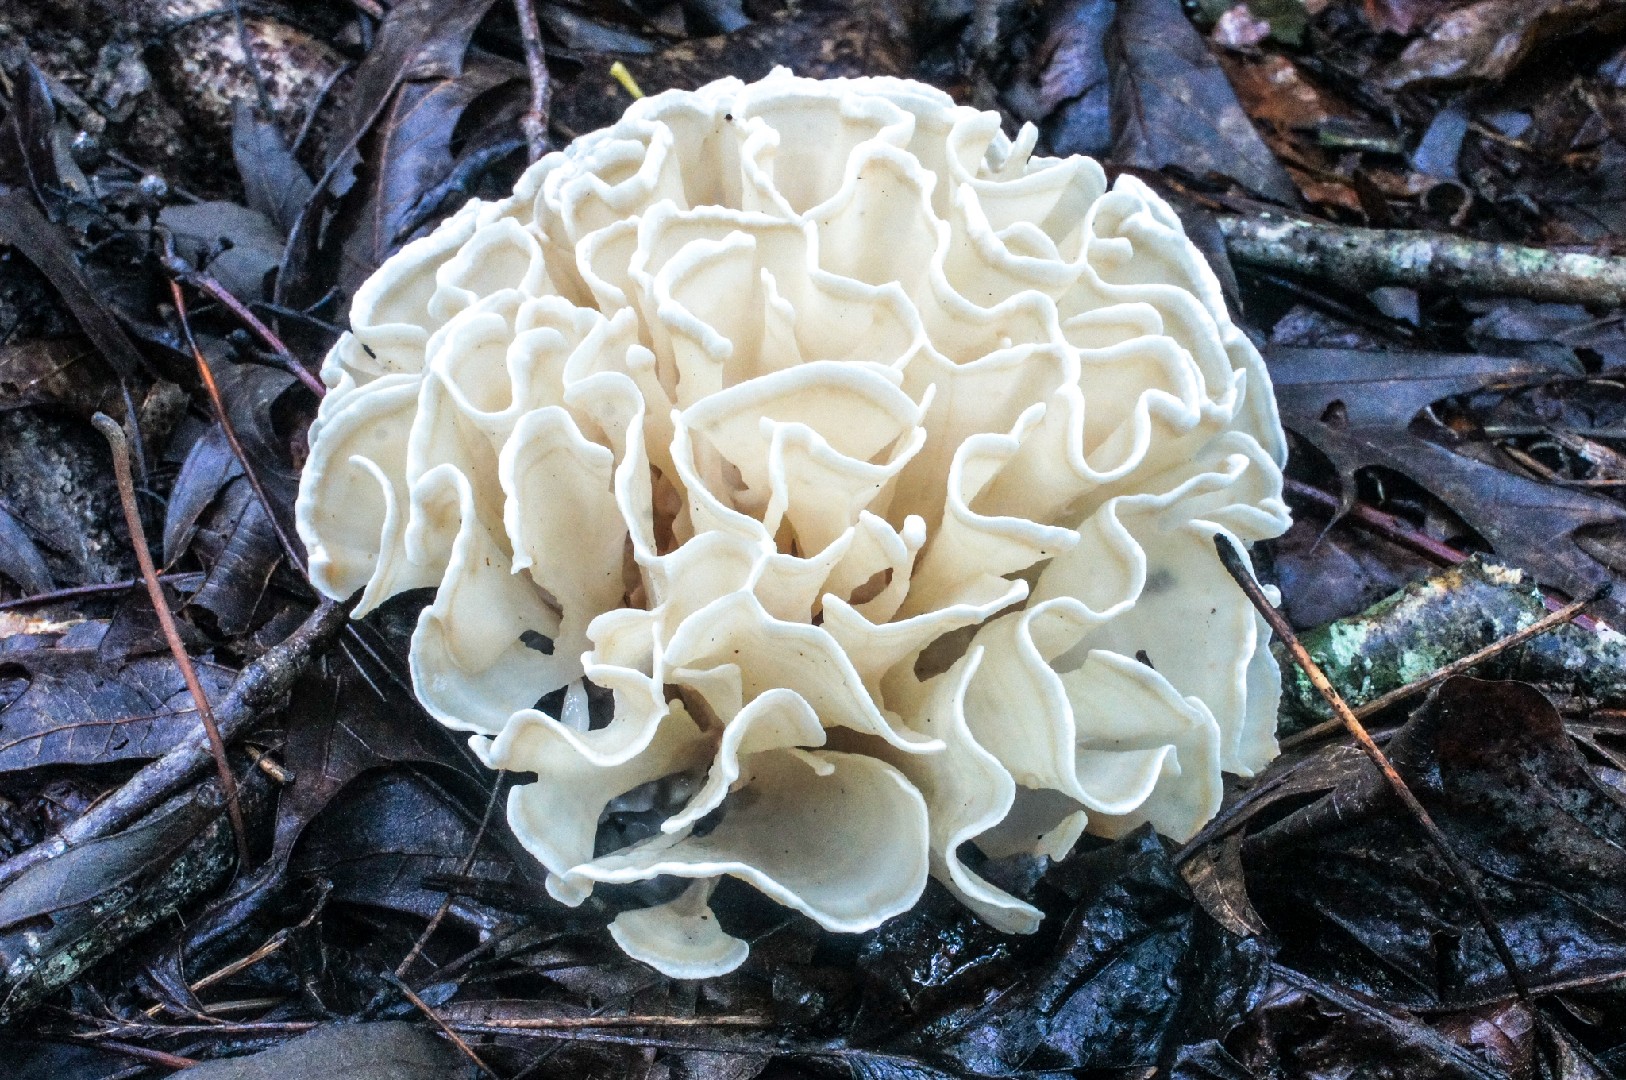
[[295, 68, 1290, 978]]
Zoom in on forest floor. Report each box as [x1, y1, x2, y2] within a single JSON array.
[[2, 0, 1626, 1077]]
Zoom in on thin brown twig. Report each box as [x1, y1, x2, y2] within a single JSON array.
[[166, 277, 309, 578], [192, 928, 291, 995], [397, 770, 508, 979], [91, 412, 249, 868], [77, 1037, 198, 1070], [0, 573, 194, 611], [1280, 586, 1605, 750], [455, 1013, 773, 1031], [514, 0, 552, 161], [1284, 477, 1467, 566], [386, 973, 500, 1080], [1214, 534, 1531, 1000], [165, 254, 325, 397], [1284, 477, 1602, 630]]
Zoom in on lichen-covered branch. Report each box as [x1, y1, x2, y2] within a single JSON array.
[[1218, 214, 1626, 307]]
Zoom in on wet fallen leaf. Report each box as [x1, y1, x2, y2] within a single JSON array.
[[1107, 0, 1299, 202], [0, 338, 120, 416], [338, 52, 523, 291], [0, 501, 53, 596], [232, 101, 316, 238], [1245, 677, 1626, 1008], [167, 1021, 468, 1079], [1268, 345, 1626, 625], [1380, 0, 1626, 89], [862, 829, 1269, 1076], [0, 624, 234, 771]]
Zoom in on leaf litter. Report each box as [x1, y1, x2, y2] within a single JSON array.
[[1, 0, 1626, 1077]]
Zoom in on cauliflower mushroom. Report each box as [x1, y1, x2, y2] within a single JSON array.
[[295, 68, 1290, 978]]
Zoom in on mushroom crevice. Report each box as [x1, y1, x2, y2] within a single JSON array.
[[295, 69, 1290, 979]]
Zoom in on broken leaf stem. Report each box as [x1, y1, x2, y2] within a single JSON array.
[[164, 252, 325, 398], [166, 277, 309, 577], [91, 412, 249, 869], [1215, 534, 1531, 999], [1219, 214, 1626, 307]]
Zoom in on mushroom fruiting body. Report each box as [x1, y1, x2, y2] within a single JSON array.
[[295, 69, 1290, 978]]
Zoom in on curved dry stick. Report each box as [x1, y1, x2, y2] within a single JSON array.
[[1215, 534, 1531, 1000], [92, 413, 248, 868]]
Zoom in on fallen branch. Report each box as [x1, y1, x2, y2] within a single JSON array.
[[0, 598, 349, 892], [514, 0, 553, 161], [1279, 585, 1604, 749], [1218, 214, 1626, 307]]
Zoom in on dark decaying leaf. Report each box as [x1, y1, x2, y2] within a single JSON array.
[[1267, 346, 1626, 625], [0, 337, 122, 416], [159, 201, 286, 302], [338, 52, 523, 291], [862, 829, 1268, 1076], [0, 625, 234, 771], [164, 423, 242, 567], [1245, 676, 1626, 1010], [151, 1021, 470, 1080], [232, 100, 316, 238], [163, 414, 287, 637], [188, 479, 283, 636], [0, 501, 53, 595], [1379, 0, 1626, 89], [1106, 0, 1298, 203], [207, 355, 301, 535], [293, 767, 516, 923], [1022, 0, 1114, 159], [0, 191, 146, 383], [1226, 966, 1518, 1080], [0, 62, 63, 202], [1272, 503, 1438, 629], [278, 0, 500, 307]]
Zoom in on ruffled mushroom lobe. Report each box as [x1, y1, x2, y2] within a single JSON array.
[[296, 68, 1290, 977]]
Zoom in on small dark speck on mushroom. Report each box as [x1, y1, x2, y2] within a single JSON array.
[[1135, 650, 1154, 669], [520, 630, 554, 654]]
